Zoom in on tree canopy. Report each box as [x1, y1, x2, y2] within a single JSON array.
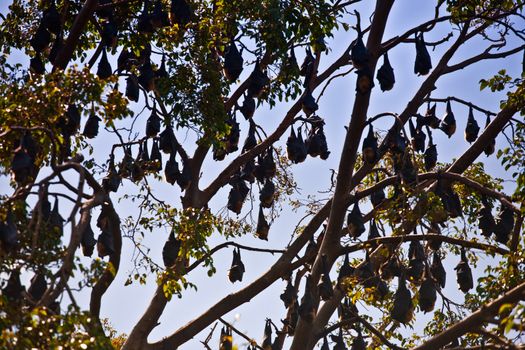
[[1, 0, 525, 349]]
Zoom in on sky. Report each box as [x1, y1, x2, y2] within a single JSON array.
[[1, 1, 524, 349]]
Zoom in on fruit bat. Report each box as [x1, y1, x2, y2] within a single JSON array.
[[380, 256, 402, 281], [370, 174, 385, 207], [177, 161, 192, 191], [391, 275, 413, 324], [48, 33, 63, 64], [247, 60, 269, 98], [170, 0, 192, 26], [331, 329, 347, 350], [57, 104, 81, 138], [262, 149, 276, 178], [19, 131, 37, 160], [300, 48, 315, 86], [31, 24, 51, 53], [301, 91, 318, 116], [351, 34, 369, 69], [376, 52, 395, 91], [118, 48, 133, 72], [223, 39, 243, 82], [97, 230, 115, 257], [484, 115, 496, 156], [260, 179, 276, 208], [280, 278, 296, 308], [362, 124, 378, 164], [28, 272, 47, 301], [430, 251, 446, 288], [465, 107, 480, 143], [437, 182, 462, 218], [149, 140, 163, 171], [424, 142, 437, 171], [440, 101, 456, 137], [286, 127, 306, 164], [139, 141, 150, 164], [262, 319, 272, 350], [11, 146, 33, 183], [240, 123, 256, 154], [227, 181, 247, 214], [146, 109, 161, 137], [414, 32, 432, 75], [159, 126, 176, 153], [49, 198, 65, 235], [347, 203, 365, 238], [137, 0, 154, 33], [150, 0, 170, 29], [306, 128, 321, 157], [240, 159, 256, 183], [126, 74, 140, 102], [219, 326, 232, 350], [0, 211, 18, 252], [409, 239, 425, 261], [130, 152, 144, 183], [307, 126, 328, 158], [228, 247, 245, 283], [101, 19, 118, 48], [2, 271, 24, 302], [96, 0, 113, 19], [355, 254, 374, 286], [118, 147, 133, 178], [139, 60, 155, 91], [162, 229, 181, 267], [494, 205, 514, 244], [409, 119, 426, 153], [254, 155, 266, 183], [351, 329, 367, 350], [102, 160, 121, 193], [256, 205, 270, 240], [389, 127, 407, 155], [318, 275, 335, 301], [97, 49, 113, 79], [164, 152, 180, 185], [239, 95, 256, 119], [298, 276, 315, 322], [478, 197, 495, 238], [427, 224, 443, 250], [367, 220, 381, 249], [155, 55, 169, 80], [81, 220, 97, 257], [42, 0, 61, 34], [424, 103, 440, 128], [407, 258, 424, 284], [295, 128, 308, 163], [226, 116, 240, 153], [287, 302, 299, 335], [355, 67, 374, 94], [338, 297, 358, 321], [418, 271, 437, 313], [280, 48, 300, 83], [83, 112, 101, 139], [30, 55, 45, 75], [400, 155, 417, 186], [455, 248, 473, 293]]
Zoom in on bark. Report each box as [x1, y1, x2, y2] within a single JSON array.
[[290, 1, 395, 349], [53, 0, 100, 70]]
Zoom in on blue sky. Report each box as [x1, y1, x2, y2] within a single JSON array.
[[1, 1, 523, 348]]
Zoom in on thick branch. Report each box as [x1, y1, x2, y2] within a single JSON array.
[[413, 282, 525, 350], [53, 0, 100, 70]]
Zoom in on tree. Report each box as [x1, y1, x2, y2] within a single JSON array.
[[1, 0, 525, 349]]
